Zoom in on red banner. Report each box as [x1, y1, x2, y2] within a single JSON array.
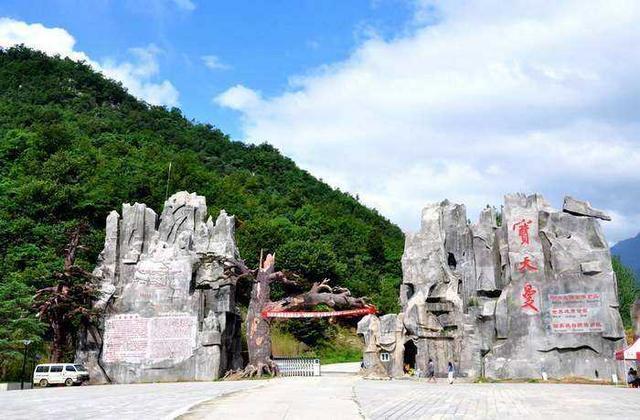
[[262, 306, 377, 319]]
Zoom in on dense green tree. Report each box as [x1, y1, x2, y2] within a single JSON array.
[[33, 224, 98, 362], [0, 46, 403, 379], [613, 256, 640, 328], [0, 278, 44, 380]]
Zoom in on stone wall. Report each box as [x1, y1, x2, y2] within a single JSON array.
[[76, 192, 243, 384], [359, 194, 626, 380]]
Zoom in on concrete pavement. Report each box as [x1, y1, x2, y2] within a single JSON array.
[[321, 362, 362, 375], [355, 379, 639, 419], [1, 376, 638, 419], [180, 376, 363, 420], [0, 381, 263, 420]]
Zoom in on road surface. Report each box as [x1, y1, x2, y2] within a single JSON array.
[[1, 375, 637, 419]]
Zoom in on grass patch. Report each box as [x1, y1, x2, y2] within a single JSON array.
[[303, 324, 363, 364], [309, 344, 362, 365], [271, 327, 309, 357], [269, 321, 363, 365]]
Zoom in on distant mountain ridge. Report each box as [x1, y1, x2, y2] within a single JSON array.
[[611, 232, 640, 281]]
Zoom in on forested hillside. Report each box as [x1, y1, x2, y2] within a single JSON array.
[[612, 233, 640, 283], [0, 47, 404, 377]]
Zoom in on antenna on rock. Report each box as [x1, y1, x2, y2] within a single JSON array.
[[164, 161, 172, 201]]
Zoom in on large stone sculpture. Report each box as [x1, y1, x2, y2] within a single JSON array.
[[359, 194, 626, 380], [76, 192, 243, 383]]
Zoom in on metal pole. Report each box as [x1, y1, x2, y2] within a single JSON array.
[[20, 343, 27, 390], [31, 353, 39, 388], [20, 340, 31, 390]]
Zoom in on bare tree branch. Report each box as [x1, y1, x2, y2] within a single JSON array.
[[266, 279, 367, 313], [220, 256, 257, 281], [267, 270, 301, 287]]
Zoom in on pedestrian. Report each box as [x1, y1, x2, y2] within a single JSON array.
[[627, 367, 640, 388], [427, 358, 436, 382], [447, 361, 454, 384]]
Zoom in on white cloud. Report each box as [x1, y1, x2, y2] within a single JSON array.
[[101, 45, 179, 107], [0, 17, 91, 62], [0, 18, 179, 107], [603, 210, 640, 246], [216, 0, 640, 242], [214, 85, 263, 111], [172, 0, 196, 11], [201, 54, 229, 70], [307, 40, 320, 50]]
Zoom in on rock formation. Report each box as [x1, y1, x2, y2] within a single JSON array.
[[76, 192, 243, 383], [359, 194, 626, 380]]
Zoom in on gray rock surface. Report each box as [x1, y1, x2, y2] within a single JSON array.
[[563, 196, 612, 221], [76, 192, 242, 384], [472, 207, 501, 294], [360, 193, 625, 380]]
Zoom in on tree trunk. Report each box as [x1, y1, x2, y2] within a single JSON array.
[[222, 253, 279, 378], [222, 253, 369, 379], [34, 224, 95, 365], [51, 320, 67, 363], [244, 262, 277, 376]]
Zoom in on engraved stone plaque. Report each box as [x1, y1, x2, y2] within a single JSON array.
[[103, 313, 197, 363], [548, 293, 603, 333]]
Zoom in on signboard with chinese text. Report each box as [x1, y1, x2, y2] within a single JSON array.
[[103, 313, 197, 363], [548, 293, 603, 333]]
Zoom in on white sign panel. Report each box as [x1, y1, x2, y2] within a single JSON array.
[[103, 313, 197, 363], [548, 293, 603, 333]]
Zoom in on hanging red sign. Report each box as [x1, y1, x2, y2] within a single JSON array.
[[261, 306, 377, 319]]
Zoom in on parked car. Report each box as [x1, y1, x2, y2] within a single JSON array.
[[33, 363, 90, 387]]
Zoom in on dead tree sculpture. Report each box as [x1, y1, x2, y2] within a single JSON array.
[[223, 252, 369, 378], [33, 224, 97, 362]]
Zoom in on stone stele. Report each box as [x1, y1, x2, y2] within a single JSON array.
[[359, 193, 626, 380], [76, 192, 243, 384]]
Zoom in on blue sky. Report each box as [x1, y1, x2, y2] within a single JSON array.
[[1, 0, 640, 243], [0, 0, 416, 136]]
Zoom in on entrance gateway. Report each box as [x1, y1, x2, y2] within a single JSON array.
[[403, 340, 417, 371], [264, 305, 377, 376], [358, 194, 626, 380]]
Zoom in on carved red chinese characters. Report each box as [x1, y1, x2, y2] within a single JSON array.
[[517, 256, 538, 273], [512, 219, 532, 246], [521, 282, 539, 313]]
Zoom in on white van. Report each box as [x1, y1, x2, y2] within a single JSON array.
[[33, 363, 90, 387]]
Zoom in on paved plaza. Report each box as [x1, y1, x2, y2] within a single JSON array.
[[1, 375, 637, 420], [0, 380, 263, 420], [355, 379, 638, 419]]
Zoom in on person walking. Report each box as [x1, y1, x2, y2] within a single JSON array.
[[427, 358, 436, 382], [627, 367, 640, 388], [447, 361, 455, 384]]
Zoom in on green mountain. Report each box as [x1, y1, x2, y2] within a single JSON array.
[[0, 47, 404, 376], [612, 233, 640, 283]]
